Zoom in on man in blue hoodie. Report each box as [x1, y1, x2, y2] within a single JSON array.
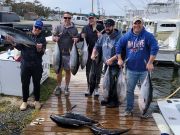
[[91, 19, 121, 108], [116, 16, 159, 116]]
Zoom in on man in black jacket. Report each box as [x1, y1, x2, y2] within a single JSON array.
[[8, 20, 46, 111], [80, 13, 104, 97]]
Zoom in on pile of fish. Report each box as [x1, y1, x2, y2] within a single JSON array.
[[50, 112, 130, 135], [138, 72, 153, 115], [0, 26, 36, 46]]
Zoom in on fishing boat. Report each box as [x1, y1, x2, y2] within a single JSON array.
[[143, 0, 180, 67]]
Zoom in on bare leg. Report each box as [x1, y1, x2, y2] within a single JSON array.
[[57, 69, 63, 86], [65, 69, 71, 86]]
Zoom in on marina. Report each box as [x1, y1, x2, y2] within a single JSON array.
[[0, 0, 180, 134]]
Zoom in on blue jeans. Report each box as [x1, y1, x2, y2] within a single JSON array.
[[125, 69, 147, 112]]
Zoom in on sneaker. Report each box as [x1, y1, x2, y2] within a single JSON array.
[[120, 111, 133, 117], [85, 88, 92, 97], [34, 101, 41, 110], [64, 86, 69, 96], [94, 88, 99, 97], [101, 100, 108, 106], [106, 102, 119, 108], [20, 102, 27, 111], [54, 86, 61, 95]]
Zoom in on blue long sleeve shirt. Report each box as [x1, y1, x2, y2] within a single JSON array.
[[116, 27, 159, 71]]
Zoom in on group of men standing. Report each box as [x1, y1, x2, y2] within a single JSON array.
[[4, 11, 158, 115], [51, 11, 159, 116]]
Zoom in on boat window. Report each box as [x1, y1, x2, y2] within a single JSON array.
[[82, 17, 87, 21], [160, 24, 176, 27], [76, 17, 81, 20]]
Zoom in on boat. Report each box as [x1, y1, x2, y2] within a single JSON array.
[[143, 0, 180, 67]]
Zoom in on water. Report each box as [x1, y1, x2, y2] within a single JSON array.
[[152, 66, 180, 99]]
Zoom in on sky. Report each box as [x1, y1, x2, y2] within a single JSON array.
[[24, 0, 149, 16]]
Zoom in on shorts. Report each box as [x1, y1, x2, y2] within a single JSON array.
[[61, 55, 70, 70]]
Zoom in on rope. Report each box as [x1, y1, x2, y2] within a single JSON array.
[[165, 86, 180, 99], [154, 86, 180, 101]]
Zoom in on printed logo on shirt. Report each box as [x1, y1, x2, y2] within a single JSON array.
[[127, 39, 144, 53]]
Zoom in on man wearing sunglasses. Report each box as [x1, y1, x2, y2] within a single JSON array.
[[52, 12, 78, 96], [7, 20, 47, 111], [80, 13, 104, 97], [116, 16, 159, 116]]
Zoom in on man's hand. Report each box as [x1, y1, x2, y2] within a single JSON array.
[[72, 37, 78, 43], [5, 35, 15, 45], [146, 63, 154, 72], [91, 53, 96, 60], [106, 58, 113, 66], [52, 36, 60, 42], [36, 43, 43, 52], [117, 58, 124, 67], [81, 33, 86, 38]]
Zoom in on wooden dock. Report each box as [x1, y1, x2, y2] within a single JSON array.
[[23, 69, 160, 135]]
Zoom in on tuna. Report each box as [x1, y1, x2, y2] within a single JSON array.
[[50, 114, 92, 128], [62, 112, 98, 124], [80, 38, 88, 69], [116, 68, 127, 103], [89, 124, 130, 135], [70, 43, 79, 75], [102, 66, 110, 100], [52, 43, 62, 74], [0, 26, 36, 46], [138, 72, 153, 115]]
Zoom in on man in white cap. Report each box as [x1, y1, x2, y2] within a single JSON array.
[[116, 16, 159, 116]]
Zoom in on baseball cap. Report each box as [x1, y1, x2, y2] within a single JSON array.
[[104, 19, 115, 26], [34, 20, 43, 29], [133, 16, 143, 23], [88, 12, 96, 18]]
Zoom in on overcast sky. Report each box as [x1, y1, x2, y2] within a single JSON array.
[[25, 0, 150, 16]]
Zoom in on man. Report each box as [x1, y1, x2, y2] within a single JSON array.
[[7, 20, 46, 111], [91, 19, 121, 107], [80, 13, 104, 97], [52, 12, 78, 96], [116, 16, 159, 116]]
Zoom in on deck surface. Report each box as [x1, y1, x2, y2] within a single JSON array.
[[23, 69, 160, 135]]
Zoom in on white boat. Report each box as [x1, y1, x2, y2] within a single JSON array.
[[143, 0, 180, 66], [157, 99, 180, 135]]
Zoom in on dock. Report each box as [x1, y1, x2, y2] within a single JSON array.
[[23, 69, 160, 135]]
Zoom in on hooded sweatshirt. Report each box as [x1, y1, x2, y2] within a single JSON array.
[[94, 29, 121, 66], [116, 27, 159, 71]]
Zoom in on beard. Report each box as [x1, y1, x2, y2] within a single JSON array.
[[106, 29, 113, 35]]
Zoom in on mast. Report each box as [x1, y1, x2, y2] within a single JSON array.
[[92, 0, 94, 12]]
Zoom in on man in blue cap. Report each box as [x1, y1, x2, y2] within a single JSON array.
[[8, 19, 47, 111], [80, 12, 104, 97]]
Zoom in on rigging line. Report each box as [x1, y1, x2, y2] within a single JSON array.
[[126, 0, 137, 10], [111, 0, 125, 11]]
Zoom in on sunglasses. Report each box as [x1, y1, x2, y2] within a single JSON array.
[[35, 26, 42, 30], [64, 17, 71, 20]]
